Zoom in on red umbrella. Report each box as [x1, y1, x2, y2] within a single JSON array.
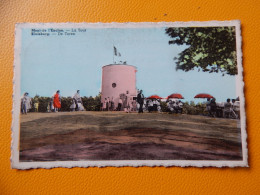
[[147, 95, 163, 99], [167, 93, 184, 99], [194, 93, 214, 99]]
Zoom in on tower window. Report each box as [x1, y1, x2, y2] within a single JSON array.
[[112, 83, 116, 88]]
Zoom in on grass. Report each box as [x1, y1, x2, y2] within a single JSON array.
[[19, 111, 242, 161]]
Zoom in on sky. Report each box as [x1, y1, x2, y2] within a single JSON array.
[[20, 26, 238, 102]]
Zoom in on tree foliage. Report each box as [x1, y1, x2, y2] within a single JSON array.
[[165, 26, 237, 75]]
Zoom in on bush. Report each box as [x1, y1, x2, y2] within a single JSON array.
[[60, 97, 73, 112], [182, 102, 206, 115], [160, 101, 168, 112], [38, 97, 51, 112], [82, 96, 101, 111]]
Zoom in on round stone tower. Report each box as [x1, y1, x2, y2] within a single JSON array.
[[101, 64, 137, 110]]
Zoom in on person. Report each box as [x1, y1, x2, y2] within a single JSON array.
[[206, 98, 211, 115], [175, 101, 180, 113], [21, 92, 31, 114], [143, 99, 148, 111], [233, 99, 240, 119], [34, 102, 39, 112], [231, 99, 239, 119], [123, 96, 128, 112], [107, 97, 111, 111], [125, 100, 131, 113], [178, 100, 183, 114], [103, 98, 107, 111], [167, 100, 174, 114], [172, 100, 177, 113], [171, 101, 176, 113], [73, 90, 84, 111], [111, 97, 115, 111], [48, 97, 54, 112], [209, 98, 217, 117], [100, 102, 103, 111], [166, 100, 171, 112], [215, 101, 222, 117], [223, 98, 232, 118], [148, 99, 153, 112], [51, 97, 54, 111], [129, 99, 133, 112], [118, 97, 123, 111], [106, 97, 109, 111], [153, 99, 158, 112], [132, 100, 137, 111], [157, 99, 161, 112], [53, 90, 61, 112], [137, 90, 144, 113], [33, 96, 39, 112], [47, 102, 51, 112], [70, 98, 76, 111]]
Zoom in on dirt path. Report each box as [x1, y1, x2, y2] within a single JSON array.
[[19, 112, 242, 161]]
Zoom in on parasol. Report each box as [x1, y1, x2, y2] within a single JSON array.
[[147, 95, 163, 99], [167, 93, 184, 99], [194, 93, 214, 99]]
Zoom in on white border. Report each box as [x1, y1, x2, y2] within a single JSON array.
[[12, 21, 248, 169]]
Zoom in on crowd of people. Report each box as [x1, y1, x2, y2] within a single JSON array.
[[136, 90, 183, 114], [166, 100, 183, 114], [206, 97, 240, 119], [101, 90, 163, 113], [21, 90, 240, 119], [47, 90, 85, 112], [101, 96, 138, 113], [101, 97, 115, 111], [21, 90, 85, 114]]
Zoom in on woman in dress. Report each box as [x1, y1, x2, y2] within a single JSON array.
[[53, 90, 61, 112]]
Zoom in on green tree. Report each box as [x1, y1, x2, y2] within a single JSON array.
[[165, 26, 237, 75]]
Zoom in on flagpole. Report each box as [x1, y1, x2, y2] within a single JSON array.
[[113, 45, 114, 64]]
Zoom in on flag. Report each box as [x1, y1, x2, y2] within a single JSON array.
[[114, 46, 117, 56]]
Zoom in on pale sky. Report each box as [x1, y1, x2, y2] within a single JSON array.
[[20, 27, 237, 102]]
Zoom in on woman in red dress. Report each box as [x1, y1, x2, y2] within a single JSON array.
[[53, 90, 61, 112]]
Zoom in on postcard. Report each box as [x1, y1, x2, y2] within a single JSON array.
[[12, 21, 247, 169]]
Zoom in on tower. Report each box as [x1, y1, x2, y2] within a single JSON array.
[[101, 64, 137, 109]]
